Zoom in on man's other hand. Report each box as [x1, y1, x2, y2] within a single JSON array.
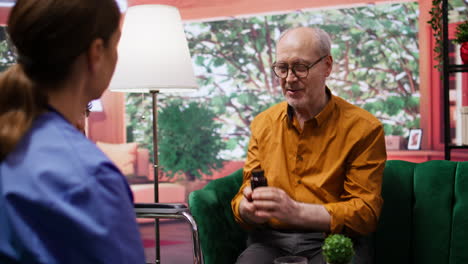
[[239, 186, 270, 224], [240, 186, 301, 225], [251, 186, 301, 225]]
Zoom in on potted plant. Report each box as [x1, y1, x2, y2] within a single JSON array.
[[453, 21, 468, 64], [322, 234, 355, 264], [383, 124, 405, 150]]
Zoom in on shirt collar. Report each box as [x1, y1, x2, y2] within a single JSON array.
[[285, 87, 335, 127], [314, 87, 335, 127]]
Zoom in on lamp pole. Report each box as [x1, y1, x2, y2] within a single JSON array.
[[151, 90, 160, 263], [108, 5, 199, 261]]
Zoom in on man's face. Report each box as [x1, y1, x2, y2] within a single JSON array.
[[275, 32, 332, 112]]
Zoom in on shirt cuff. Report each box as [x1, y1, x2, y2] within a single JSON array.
[[231, 193, 254, 230], [324, 203, 345, 234]]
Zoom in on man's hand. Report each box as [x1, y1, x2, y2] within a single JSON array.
[[239, 186, 270, 224], [239, 186, 300, 225], [251, 186, 302, 225], [240, 186, 331, 230]]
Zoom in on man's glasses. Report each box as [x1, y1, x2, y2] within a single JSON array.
[[272, 55, 328, 79]]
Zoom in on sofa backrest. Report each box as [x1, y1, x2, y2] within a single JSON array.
[[376, 160, 468, 264], [189, 160, 468, 264]]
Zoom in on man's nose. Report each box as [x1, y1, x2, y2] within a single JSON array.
[[285, 68, 298, 82]]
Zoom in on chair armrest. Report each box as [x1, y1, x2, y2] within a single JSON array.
[[188, 169, 247, 264], [134, 203, 203, 264], [134, 203, 188, 215]]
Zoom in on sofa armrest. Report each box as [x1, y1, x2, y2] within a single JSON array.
[[188, 169, 247, 264]]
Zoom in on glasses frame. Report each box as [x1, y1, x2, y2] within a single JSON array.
[[272, 55, 328, 79]]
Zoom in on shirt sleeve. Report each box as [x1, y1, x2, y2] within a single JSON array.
[[231, 125, 262, 229], [324, 123, 387, 235], [5, 164, 145, 264]]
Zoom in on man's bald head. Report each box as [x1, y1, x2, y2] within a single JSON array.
[[277, 27, 332, 58]]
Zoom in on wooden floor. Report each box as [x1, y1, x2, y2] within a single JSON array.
[[140, 220, 194, 264]]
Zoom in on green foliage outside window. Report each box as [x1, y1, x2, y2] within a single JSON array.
[[126, 93, 155, 166], [0, 27, 16, 72]]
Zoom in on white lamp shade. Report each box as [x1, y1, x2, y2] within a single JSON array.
[[109, 5, 198, 93], [89, 99, 103, 112]]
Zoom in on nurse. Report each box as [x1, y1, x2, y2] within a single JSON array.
[[0, 0, 145, 263]]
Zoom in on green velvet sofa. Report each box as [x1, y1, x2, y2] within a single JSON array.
[[188, 160, 468, 264]]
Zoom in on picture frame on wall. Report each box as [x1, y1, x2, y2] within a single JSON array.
[[407, 129, 423, 150]]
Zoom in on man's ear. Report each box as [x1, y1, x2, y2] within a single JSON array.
[[324, 55, 333, 77], [86, 38, 105, 73]]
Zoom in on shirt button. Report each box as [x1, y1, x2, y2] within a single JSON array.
[[297, 155, 303, 161]]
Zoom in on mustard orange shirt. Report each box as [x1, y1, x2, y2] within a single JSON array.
[[231, 89, 387, 235]]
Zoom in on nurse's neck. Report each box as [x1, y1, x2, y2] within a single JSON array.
[[46, 81, 89, 127]]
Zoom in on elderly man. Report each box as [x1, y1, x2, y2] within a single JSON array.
[[231, 27, 386, 264]]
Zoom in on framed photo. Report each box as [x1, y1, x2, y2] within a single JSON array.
[[407, 129, 423, 150]]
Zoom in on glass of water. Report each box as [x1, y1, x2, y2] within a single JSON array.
[[273, 255, 308, 264]]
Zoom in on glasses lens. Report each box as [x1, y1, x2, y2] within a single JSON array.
[[292, 64, 308, 78], [274, 65, 289, 78]]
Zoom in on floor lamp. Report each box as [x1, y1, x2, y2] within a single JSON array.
[[109, 5, 198, 263]]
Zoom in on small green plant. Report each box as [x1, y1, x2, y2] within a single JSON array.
[[454, 21, 468, 44], [322, 234, 355, 264]]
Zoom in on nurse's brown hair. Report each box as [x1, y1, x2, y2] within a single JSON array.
[[0, 0, 121, 160]]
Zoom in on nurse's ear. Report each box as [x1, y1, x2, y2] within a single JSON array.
[[86, 38, 105, 75]]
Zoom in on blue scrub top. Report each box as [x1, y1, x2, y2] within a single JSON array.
[[0, 110, 145, 263]]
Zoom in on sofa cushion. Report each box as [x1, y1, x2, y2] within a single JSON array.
[[375, 160, 414, 264], [450, 162, 468, 263], [96, 141, 137, 176], [412, 161, 456, 264]]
